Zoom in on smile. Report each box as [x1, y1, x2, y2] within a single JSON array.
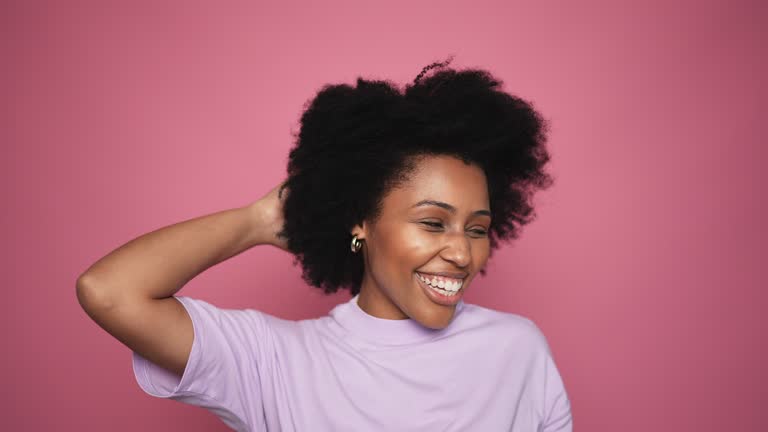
[[416, 272, 464, 296]]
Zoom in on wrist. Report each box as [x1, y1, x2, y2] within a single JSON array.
[[243, 200, 276, 248]]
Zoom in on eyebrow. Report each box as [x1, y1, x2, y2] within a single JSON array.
[[411, 199, 491, 218]]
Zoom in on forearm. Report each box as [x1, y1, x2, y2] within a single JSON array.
[[77, 202, 273, 303]]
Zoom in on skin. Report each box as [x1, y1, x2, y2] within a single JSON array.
[[351, 154, 492, 329]]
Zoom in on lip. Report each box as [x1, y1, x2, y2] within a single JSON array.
[[416, 272, 464, 306]]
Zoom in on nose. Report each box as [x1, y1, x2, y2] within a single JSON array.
[[439, 231, 471, 268]]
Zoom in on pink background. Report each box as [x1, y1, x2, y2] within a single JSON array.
[[2, 0, 765, 430]]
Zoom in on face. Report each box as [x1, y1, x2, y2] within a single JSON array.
[[352, 154, 492, 329]]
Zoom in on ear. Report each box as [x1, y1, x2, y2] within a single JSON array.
[[350, 220, 369, 240]]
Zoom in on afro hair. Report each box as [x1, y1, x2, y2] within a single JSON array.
[[277, 57, 554, 296]]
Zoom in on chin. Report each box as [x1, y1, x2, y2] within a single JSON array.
[[414, 307, 456, 330]]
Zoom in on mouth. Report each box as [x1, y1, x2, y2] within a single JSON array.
[[415, 271, 465, 306]]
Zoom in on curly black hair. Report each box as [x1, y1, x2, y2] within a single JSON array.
[[277, 57, 554, 296]]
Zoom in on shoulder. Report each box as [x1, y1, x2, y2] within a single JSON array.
[[458, 302, 551, 352], [178, 296, 329, 336], [174, 296, 294, 343], [177, 296, 269, 323]]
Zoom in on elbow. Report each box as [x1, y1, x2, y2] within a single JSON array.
[[76, 275, 117, 312]]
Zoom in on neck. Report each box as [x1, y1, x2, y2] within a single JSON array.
[[357, 276, 409, 320]]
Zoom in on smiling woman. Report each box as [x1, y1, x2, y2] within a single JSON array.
[[79, 57, 572, 432]]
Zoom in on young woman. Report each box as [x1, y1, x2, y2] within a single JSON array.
[[77, 58, 573, 431]]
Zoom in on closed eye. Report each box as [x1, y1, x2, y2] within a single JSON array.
[[421, 222, 443, 228], [421, 222, 488, 236]]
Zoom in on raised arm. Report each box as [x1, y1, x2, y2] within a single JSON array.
[[75, 182, 288, 376]]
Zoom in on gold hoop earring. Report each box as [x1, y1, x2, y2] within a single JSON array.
[[351, 235, 362, 253]]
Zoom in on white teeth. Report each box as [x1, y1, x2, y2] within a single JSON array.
[[432, 286, 457, 296], [417, 273, 463, 292]]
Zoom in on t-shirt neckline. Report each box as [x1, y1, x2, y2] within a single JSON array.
[[330, 293, 466, 345]]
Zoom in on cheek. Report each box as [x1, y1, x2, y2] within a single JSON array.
[[400, 228, 441, 260], [384, 227, 438, 268], [473, 241, 491, 266]]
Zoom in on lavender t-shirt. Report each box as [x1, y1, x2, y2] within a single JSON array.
[[132, 294, 573, 431]]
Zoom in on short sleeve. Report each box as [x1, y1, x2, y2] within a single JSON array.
[[131, 296, 270, 432], [539, 345, 573, 432]]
